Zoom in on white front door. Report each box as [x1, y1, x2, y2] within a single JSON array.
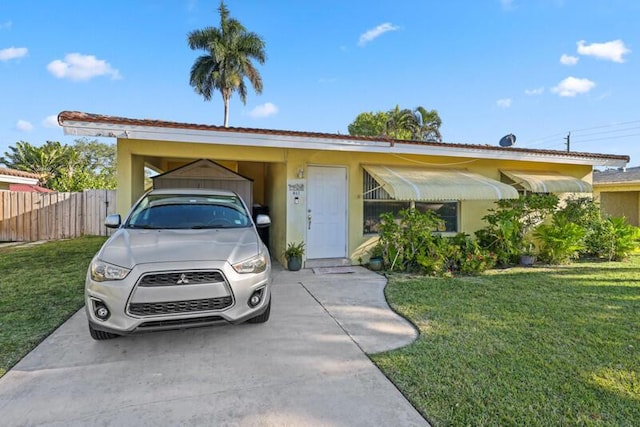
[[306, 166, 347, 259]]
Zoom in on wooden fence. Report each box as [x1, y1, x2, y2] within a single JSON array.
[[0, 190, 116, 242]]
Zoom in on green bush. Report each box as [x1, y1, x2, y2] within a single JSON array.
[[376, 211, 495, 276], [377, 208, 447, 274], [475, 194, 558, 266], [603, 217, 640, 261], [534, 216, 586, 264], [447, 233, 497, 275]]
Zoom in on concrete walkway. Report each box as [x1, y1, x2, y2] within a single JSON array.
[[0, 265, 426, 426]]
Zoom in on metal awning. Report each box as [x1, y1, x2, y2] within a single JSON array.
[[363, 165, 519, 201], [500, 170, 592, 193]]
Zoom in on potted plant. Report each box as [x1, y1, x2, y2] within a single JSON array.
[[519, 241, 536, 266], [284, 241, 305, 271], [368, 244, 384, 271]]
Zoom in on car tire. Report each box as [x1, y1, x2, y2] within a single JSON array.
[[89, 323, 119, 340], [247, 298, 271, 324]]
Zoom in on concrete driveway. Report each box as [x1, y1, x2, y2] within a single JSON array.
[[0, 265, 428, 426]]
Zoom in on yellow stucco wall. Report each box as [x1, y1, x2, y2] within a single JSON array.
[[0, 183, 9, 190], [115, 138, 594, 264]]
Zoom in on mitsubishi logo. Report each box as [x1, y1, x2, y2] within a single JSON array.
[[176, 273, 190, 285]]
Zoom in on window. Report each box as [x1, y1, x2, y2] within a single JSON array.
[[363, 170, 458, 234]]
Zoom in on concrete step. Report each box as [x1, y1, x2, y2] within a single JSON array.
[[304, 257, 352, 268]]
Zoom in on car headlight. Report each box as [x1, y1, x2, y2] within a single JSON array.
[[232, 252, 268, 274], [90, 260, 131, 282]]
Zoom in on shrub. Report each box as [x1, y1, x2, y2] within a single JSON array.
[[475, 194, 558, 266], [534, 216, 586, 264], [377, 208, 447, 274], [447, 233, 497, 275]]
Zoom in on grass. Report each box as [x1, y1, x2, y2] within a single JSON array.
[[0, 237, 106, 377], [372, 258, 640, 426]]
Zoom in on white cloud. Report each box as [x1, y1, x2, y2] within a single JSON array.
[[551, 76, 595, 97], [525, 87, 544, 95], [560, 54, 579, 65], [47, 53, 122, 81], [0, 46, 28, 61], [358, 23, 400, 47], [497, 98, 512, 108], [42, 115, 60, 128], [0, 21, 12, 30], [16, 120, 33, 131], [249, 102, 278, 118], [577, 39, 630, 63]]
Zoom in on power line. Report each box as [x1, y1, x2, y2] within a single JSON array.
[[571, 132, 640, 144]]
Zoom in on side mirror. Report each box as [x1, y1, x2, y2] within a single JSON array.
[[105, 214, 122, 229], [255, 214, 271, 228]]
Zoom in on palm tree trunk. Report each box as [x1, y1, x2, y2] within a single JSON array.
[[223, 98, 230, 127]]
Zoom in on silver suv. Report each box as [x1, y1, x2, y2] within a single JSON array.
[[85, 189, 272, 340]]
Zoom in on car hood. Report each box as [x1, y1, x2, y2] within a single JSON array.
[[97, 227, 261, 268]]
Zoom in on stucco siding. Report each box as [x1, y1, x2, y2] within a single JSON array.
[[598, 191, 640, 226]]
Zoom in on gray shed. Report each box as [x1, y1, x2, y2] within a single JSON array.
[[152, 159, 253, 208]]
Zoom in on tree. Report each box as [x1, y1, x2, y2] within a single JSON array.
[[347, 111, 389, 137], [412, 106, 442, 142], [0, 140, 71, 186], [187, 1, 266, 127], [348, 105, 443, 141], [0, 138, 116, 191]]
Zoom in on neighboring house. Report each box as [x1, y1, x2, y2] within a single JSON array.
[[593, 166, 640, 226], [0, 168, 41, 191], [58, 111, 629, 266]]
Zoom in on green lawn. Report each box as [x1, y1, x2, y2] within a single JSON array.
[[0, 237, 106, 377], [372, 258, 640, 426]]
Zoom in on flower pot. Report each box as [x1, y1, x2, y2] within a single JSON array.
[[519, 255, 535, 266], [368, 256, 383, 271], [287, 256, 302, 271]]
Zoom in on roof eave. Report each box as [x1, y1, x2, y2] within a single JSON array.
[[0, 175, 39, 185], [61, 120, 629, 168]]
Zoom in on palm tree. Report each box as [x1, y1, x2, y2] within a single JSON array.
[[187, 1, 266, 127], [385, 105, 416, 139], [0, 141, 71, 187], [412, 106, 442, 142]]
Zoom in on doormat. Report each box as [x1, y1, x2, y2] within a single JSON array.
[[312, 266, 357, 275]]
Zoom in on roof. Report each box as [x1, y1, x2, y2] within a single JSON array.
[[0, 168, 40, 185], [593, 166, 640, 184], [0, 168, 41, 180], [9, 184, 54, 193], [58, 111, 630, 167]]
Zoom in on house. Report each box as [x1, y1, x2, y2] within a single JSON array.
[[593, 167, 640, 226], [58, 111, 629, 266], [0, 168, 42, 191]]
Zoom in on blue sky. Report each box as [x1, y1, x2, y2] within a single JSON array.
[[1, 0, 639, 165]]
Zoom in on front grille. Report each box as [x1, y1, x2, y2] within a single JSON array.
[[129, 296, 233, 316], [138, 271, 225, 287], [137, 315, 225, 329]]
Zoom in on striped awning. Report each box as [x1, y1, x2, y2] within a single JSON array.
[[500, 170, 592, 193], [363, 165, 519, 201]]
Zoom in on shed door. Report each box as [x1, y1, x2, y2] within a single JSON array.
[[306, 166, 347, 259]]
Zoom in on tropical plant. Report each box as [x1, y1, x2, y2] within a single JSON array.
[[0, 140, 71, 186], [600, 217, 640, 261], [475, 194, 558, 265], [348, 105, 443, 141], [377, 208, 448, 275], [284, 241, 305, 259], [412, 106, 442, 142], [534, 216, 586, 264], [187, 1, 266, 127]]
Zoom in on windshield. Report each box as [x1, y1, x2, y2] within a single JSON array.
[[125, 194, 251, 229]]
